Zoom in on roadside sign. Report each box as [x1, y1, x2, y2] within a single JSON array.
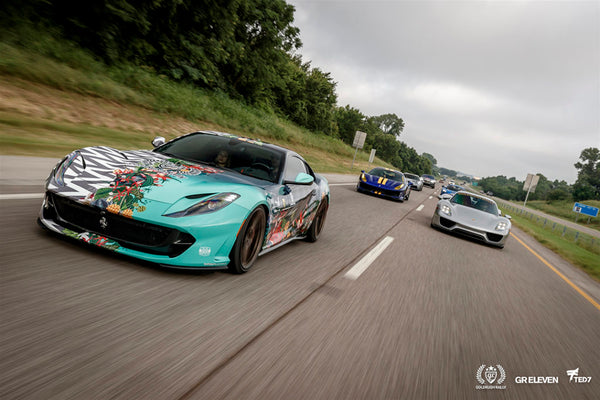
[[573, 203, 599, 218], [369, 149, 376, 163], [522, 173, 540, 207], [351, 131, 367, 169], [523, 174, 540, 192], [352, 131, 367, 149]]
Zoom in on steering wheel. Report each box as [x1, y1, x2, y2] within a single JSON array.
[[251, 162, 271, 172]]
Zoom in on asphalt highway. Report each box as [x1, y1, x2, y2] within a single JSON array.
[[1, 180, 599, 399]]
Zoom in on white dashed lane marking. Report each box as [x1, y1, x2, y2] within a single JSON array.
[[0, 193, 44, 200], [344, 236, 394, 280]]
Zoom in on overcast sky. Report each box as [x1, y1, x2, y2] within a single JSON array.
[[288, 0, 599, 183]]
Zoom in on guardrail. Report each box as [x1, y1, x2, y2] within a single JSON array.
[[500, 203, 600, 256]]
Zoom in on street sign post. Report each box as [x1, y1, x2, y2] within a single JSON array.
[[522, 173, 540, 207], [369, 149, 376, 163], [351, 131, 367, 169]]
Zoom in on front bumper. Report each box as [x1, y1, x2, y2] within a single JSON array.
[[357, 181, 407, 201], [39, 191, 246, 268], [430, 212, 508, 247]]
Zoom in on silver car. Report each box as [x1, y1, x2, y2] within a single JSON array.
[[431, 191, 511, 248], [421, 174, 436, 188], [404, 173, 424, 191]]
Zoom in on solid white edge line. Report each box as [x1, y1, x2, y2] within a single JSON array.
[[344, 236, 394, 280], [0, 193, 44, 200], [416, 204, 424, 211]]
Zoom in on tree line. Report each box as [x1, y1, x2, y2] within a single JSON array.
[[477, 148, 600, 202], [1, 0, 433, 174]]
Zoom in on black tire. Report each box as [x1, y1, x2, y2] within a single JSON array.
[[404, 188, 411, 201], [305, 199, 328, 242], [228, 207, 266, 274]]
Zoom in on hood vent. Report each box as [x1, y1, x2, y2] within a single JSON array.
[[185, 193, 216, 200]]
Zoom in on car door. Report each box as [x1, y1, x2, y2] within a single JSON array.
[[264, 155, 318, 247]]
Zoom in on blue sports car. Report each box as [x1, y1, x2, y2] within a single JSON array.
[[38, 131, 330, 273], [439, 184, 464, 197], [356, 167, 411, 201]]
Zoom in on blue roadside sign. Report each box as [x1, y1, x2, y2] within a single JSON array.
[[573, 202, 599, 218]]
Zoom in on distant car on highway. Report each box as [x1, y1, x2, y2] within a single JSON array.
[[431, 191, 511, 248], [421, 174, 436, 188], [357, 167, 411, 202], [403, 173, 424, 191], [38, 131, 330, 273], [439, 184, 464, 197]]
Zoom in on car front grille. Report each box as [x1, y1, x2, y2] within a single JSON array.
[[47, 192, 194, 257], [359, 182, 401, 197], [454, 228, 485, 241], [439, 217, 455, 228], [486, 232, 504, 242]]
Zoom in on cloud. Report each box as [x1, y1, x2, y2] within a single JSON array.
[[289, 0, 600, 183], [404, 82, 502, 114]]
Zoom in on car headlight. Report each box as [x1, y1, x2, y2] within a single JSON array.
[[495, 221, 508, 231], [360, 174, 367, 182], [439, 204, 452, 216], [394, 183, 405, 190], [164, 193, 240, 217]]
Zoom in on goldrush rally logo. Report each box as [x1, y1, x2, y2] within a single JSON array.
[[476, 364, 507, 390]]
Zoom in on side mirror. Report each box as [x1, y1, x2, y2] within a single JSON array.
[[152, 136, 166, 148], [505, 215, 512, 220], [284, 172, 314, 185], [438, 194, 452, 200]]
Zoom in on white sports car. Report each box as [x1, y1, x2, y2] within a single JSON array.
[[431, 191, 511, 248]]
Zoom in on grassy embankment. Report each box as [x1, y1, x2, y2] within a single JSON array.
[[498, 203, 600, 281], [0, 26, 389, 174]]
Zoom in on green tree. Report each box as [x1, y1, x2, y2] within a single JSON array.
[[334, 105, 365, 145], [422, 153, 437, 167], [439, 167, 457, 178], [369, 113, 404, 137], [574, 147, 600, 200]]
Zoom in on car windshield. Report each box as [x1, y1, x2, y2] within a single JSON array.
[[154, 132, 283, 183], [422, 175, 434, 179], [446, 185, 463, 191], [404, 173, 419, 180], [450, 193, 498, 215], [368, 168, 404, 182]]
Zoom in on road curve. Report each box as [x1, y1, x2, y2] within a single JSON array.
[[1, 182, 599, 399]]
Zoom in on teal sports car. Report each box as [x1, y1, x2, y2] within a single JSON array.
[[38, 131, 330, 273]]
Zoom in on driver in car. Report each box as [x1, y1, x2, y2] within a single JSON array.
[[214, 150, 231, 168]]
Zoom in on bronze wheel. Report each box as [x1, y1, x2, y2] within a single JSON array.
[[229, 207, 266, 273], [306, 199, 328, 242]]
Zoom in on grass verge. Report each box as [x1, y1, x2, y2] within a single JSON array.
[[498, 204, 600, 281]]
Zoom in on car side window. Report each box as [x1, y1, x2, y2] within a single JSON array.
[[284, 156, 309, 182]]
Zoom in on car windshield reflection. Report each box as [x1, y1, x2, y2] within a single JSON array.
[[155, 133, 283, 183], [368, 168, 404, 181], [450, 193, 498, 215]]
